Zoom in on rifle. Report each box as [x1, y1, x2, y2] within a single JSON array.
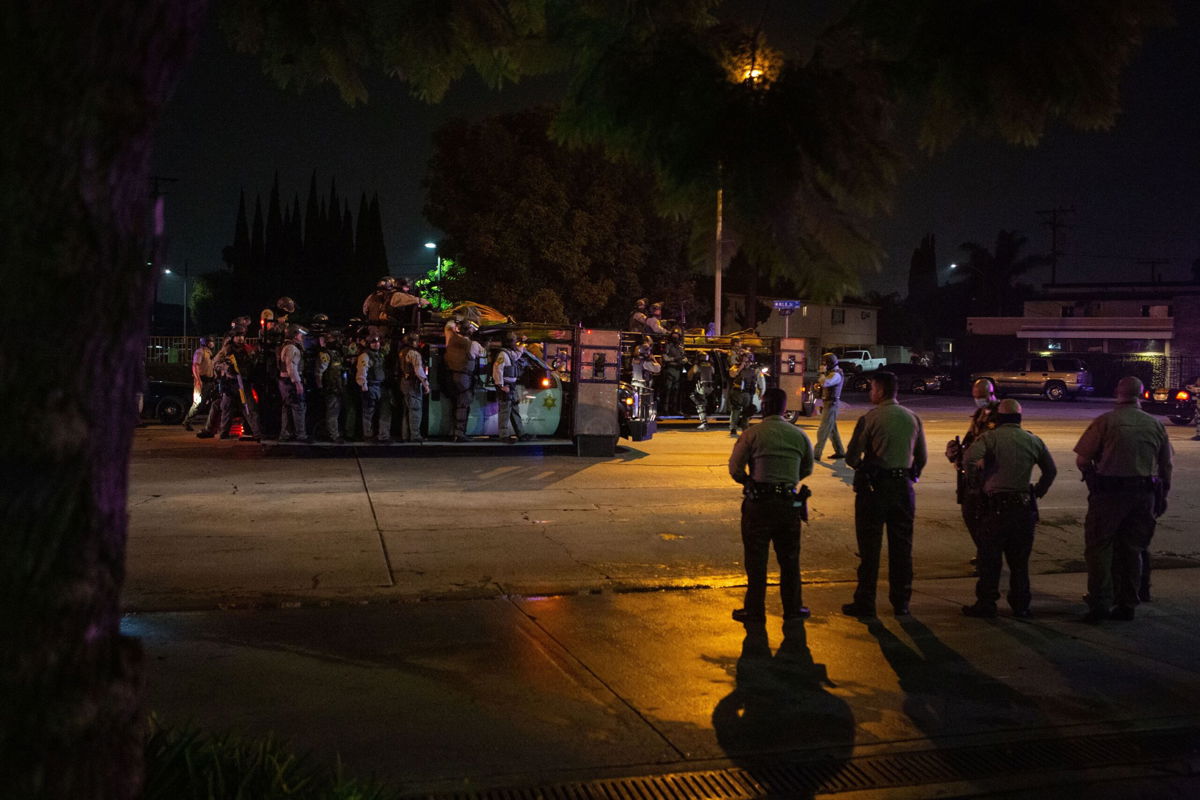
[[228, 353, 247, 405]]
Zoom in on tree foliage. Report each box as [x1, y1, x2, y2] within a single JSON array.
[[957, 230, 1047, 316], [423, 107, 694, 326]]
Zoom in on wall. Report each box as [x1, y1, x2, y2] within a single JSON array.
[[723, 293, 877, 352]]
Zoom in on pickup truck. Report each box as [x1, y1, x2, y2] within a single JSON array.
[[836, 349, 887, 372]]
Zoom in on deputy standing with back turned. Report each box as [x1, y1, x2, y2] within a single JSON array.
[[842, 371, 927, 618]]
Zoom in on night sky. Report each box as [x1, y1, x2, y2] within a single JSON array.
[[153, 3, 1199, 308]]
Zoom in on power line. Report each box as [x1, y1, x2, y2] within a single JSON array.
[[1035, 206, 1074, 285]]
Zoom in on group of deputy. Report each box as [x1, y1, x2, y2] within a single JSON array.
[[184, 280, 537, 445], [728, 370, 1173, 627]]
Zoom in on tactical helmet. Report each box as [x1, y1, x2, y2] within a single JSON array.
[[285, 323, 306, 339], [822, 352, 838, 367], [231, 315, 252, 329], [731, 336, 742, 346], [403, 332, 420, 347], [376, 276, 397, 291], [650, 302, 663, 312], [231, 324, 247, 337], [464, 320, 479, 333], [635, 298, 648, 309], [276, 296, 296, 314], [366, 333, 382, 344], [507, 332, 528, 347], [198, 335, 211, 346], [312, 312, 330, 324]]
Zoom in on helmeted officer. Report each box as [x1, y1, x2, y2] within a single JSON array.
[[356, 332, 392, 443], [198, 325, 261, 441], [659, 331, 686, 414], [184, 335, 217, 430], [842, 370, 927, 618], [946, 378, 1000, 557], [627, 298, 649, 333], [689, 350, 717, 430], [727, 348, 757, 437], [492, 333, 528, 443], [444, 319, 484, 441], [1074, 376, 1173, 623], [275, 296, 296, 326], [728, 387, 815, 624], [813, 353, 846, 460], [961, 398, 1056, 619], [254, 308, 284, 439], [395, 332, 429, 442], [277, 323, 310, 442], [364, 275, 429, 335], [643, 302, 668, 335], [313, 324, 346, 444]]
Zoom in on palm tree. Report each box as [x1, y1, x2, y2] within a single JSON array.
[[957, 231, 1048, 316]]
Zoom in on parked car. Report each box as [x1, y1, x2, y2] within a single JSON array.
[[848, 363, 950, 393], [1141, 384, 1197, 426], [142, 379, 196, 424], [970, 357, 1094, 401]]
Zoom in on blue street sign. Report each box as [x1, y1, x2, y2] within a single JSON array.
[[772, 299, 802, 310]]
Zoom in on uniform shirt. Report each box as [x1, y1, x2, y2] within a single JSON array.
[[643, 315, 668, 335], [279, 341, 303, 384], [356, 349, 385, 389], [689, 361, 715, 389], [1074, 402, 1173, 481], [444, 332, 484, 372], [846, 399, 927, 475], [729, 415, 814, 486], [492, 349, 522, 387], [964, 423, 1057, 496], [961, 403, 999, 450], [401, 347, 428, 384], [818, 367, 843, 401], [192, 346, 214, 380], [627, 311, 647, 332]]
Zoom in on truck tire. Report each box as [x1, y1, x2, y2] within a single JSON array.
[[1044, 381, 1068, 402]]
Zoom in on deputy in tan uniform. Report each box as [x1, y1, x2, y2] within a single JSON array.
[[444, 319, 484, 441], [945, 379, 1000, 555], [1074, 376, 1172, 623], [728, 387, 814, 624], [276, 323, 309, 443], [961, 399, 1056, 619], [842, 371, 927, 618]]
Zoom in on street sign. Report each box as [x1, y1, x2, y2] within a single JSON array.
[[772, 299, 802, 310]]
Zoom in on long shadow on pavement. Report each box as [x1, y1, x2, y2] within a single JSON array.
[[712, 619, 854, 797]]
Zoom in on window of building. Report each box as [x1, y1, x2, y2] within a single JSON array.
[[1061, 305, 1074, 317], [831, 308, 845, 325]]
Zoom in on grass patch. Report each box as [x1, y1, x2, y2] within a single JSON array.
[[144, 717, 400, 800]]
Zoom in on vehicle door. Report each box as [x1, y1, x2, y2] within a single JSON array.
[[1025, 358, 1051, 394], [995, 358, 1027, 394]]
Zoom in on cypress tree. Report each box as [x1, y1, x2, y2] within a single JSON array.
[[250, 194, 265, 301], [303, 170, 320, 276], [265, 172, 283, 293], [355, 191, 370, 278], [288, 193, 305, 299], [231, 190, 251, 304], [368, 192, 387, 272]]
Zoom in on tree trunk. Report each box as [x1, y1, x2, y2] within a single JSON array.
[[0, 3, 206, 797]]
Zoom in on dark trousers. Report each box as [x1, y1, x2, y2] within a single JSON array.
[[449, 371, 473, 437], [1084, 489, 1156, 611], [278, 379, 307, 440], [322, 385, 343, 440], [256, 379, 281, 439], [961, 490, 985, 549], [728, 389, 751, 431], [207, 389, 260, 438], [974, 501, 1035, 611], [497, 385, 523, 438], [659, 369, 682, 414], [853, 477, 915, 609], [398, 379, 423, 441], [185, 378, 215, 427], [361, 381, 392, 441], [343, 385, 360, 440], [740, 496, 802, 617]]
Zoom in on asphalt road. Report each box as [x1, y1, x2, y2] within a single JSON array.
[[125, 394, 1199, 611]]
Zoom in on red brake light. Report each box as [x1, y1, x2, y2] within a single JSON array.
[[1176, 391, 1190, 401], [541, 377, 552, 388], [251, 388, 259, 403], [1142, 390, 1150, 399]]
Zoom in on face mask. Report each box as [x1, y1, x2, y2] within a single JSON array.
[[974, 397, 990, 408]]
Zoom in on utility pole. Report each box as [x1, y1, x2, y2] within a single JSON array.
[[1035, 206, 1074, 285], [713, 184, 724, 337], [1136, 258, 1169, 284]]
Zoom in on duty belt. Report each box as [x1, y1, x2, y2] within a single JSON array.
[[985, 491, 1032, 511], [743, 482, 795, 501], [1092, 474, 1157, 491], [877, 468, 914, 480]]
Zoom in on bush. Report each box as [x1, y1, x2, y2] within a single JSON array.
[[143, 717, 400, 800]]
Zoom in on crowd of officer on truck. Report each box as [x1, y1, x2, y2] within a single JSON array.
[[180, 284, 808, 445]]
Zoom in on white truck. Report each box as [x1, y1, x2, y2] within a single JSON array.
[[835, 348, 887, 372]]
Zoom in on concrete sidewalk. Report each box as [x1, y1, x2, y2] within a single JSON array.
[[128, 569, 1200, 798]]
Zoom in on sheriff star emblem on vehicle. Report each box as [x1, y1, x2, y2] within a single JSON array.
[[543, 394, 557, 409]]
